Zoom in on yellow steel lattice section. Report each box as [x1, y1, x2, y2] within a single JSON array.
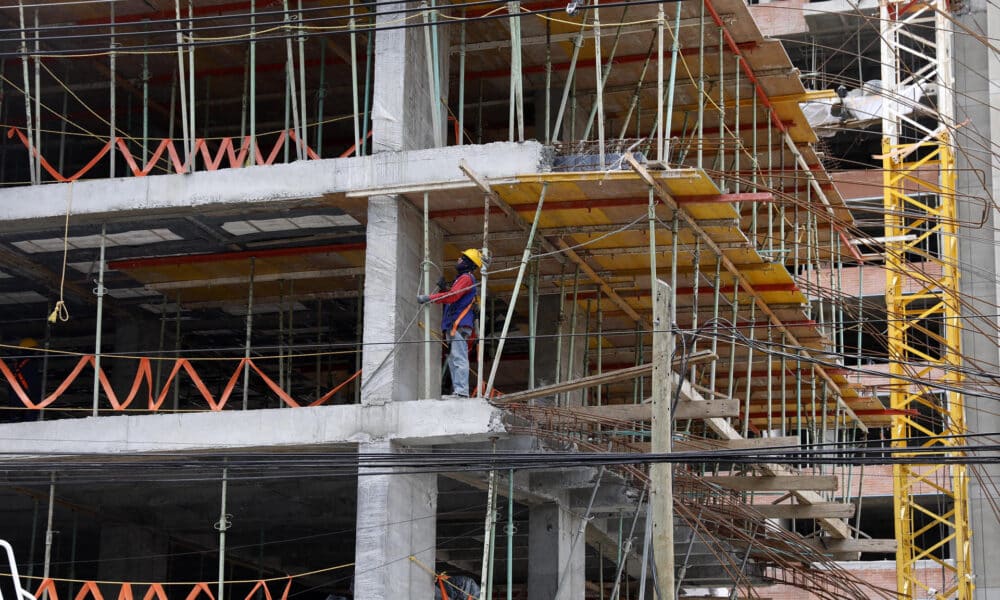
[[883, 139, 972, 600]]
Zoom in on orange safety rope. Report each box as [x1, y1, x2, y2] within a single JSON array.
[[32, 578, 293, 600], [0, 355, 361, 412], [6, 128, 325, 182]]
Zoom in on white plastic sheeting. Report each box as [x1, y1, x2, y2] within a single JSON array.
[[801, 80, 929, 136]]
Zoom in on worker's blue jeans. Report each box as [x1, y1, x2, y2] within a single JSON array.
[[447, 327, 472, 397]]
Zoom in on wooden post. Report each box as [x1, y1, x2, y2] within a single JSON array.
[[651, 279, 675, 598]]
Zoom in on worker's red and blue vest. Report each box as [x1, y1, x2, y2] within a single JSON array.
[[442, 273, 477, 332]]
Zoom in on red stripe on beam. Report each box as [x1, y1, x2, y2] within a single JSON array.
[[466, 43, 757, 80], [428, 193, 772, 219], [108, 242, 366, 270]]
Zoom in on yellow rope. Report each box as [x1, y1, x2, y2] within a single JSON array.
[[48, 183, 72, 324]]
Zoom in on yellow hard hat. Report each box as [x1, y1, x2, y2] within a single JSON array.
[[18, 337, 39, 349], [461, 248, 483, 269]]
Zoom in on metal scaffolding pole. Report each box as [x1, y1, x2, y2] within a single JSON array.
[[485, 184, 548, 397], [91, 226, 107, 417]]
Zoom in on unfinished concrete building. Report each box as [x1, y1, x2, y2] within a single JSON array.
[[0, 0, 997, 598]]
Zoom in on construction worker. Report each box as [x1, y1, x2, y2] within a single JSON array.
[[418, 248, 483, 398]]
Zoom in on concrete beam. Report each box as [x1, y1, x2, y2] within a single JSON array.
[[0, 400, 505, 456], [0, 142, 547, 227]]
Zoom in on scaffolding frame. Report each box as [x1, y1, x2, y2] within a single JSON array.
[[879, 0, 973, 597]]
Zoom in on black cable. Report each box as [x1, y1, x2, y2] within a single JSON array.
[[0, 0, 672, 58]]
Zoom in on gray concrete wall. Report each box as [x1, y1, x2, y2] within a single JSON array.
[[527, 499, 585, 600], [360, 196, 443, 404], [353, 440, 437, 600], [372, 1, 451, 152], [954, 1, 1000, 595]]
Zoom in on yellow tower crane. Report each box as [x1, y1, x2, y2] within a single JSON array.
[[879, 0, 973, 597]]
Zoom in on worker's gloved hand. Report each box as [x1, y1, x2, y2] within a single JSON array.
[[435, 276, 447, 292], [417, 294, 431, 304]]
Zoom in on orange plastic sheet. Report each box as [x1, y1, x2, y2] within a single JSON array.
[[7, 128, 323, 182], [32, 578, 291, 600], [0, 355, 366, 412]]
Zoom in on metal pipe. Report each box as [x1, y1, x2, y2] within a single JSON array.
[[477, 192, 490, 396], [423, 192, 432, 398], [592, 0, 605, 168], [315, 301, 322, 400], [355, 276, 364, 403], [18, 2, 35, 185], [349, 1, 360, 155], [459, 10, 466, 144], [551, 17, 587, 142], [283, 0, 301, 161], [175, 0, 189, 166], [554, 264, 567, 387], [528, 252, 537, 389], [33, 10, 41, 183], [242, 258, 256, 410], [188, 0, 196, 166], [609, 487, 647, 600], [91, 225, 107, 417], [250, 0, 256, 164], [485, 184, 547, 397], [480, 461, 497, 595], [663, 1, 682, 163], [656, 4, 664, 160], [544, 20, 551, 143], [41, 473, 55, 600], [422, 1, 442, 147], [506, 469, 514, 600], [564, 266, 580, 406], [297, 0, 308, 155], [216, 465, 229, 600], [361, 10, 374, 155], [582, 5, 629, 144], [142, 35, 150, 164], [509, 1, 524, 142], [173, 293, 182, 411], [636, 498, 653, 600], [316, 41, 326, 157], [697, 0, 705, 169]]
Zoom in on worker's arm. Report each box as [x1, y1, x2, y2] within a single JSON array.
[[429, 273, 475, 305]]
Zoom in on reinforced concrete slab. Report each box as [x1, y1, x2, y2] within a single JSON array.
[[0, 141, 548, 227], [0, 399, 505, 456]]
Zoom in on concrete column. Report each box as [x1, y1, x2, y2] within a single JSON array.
[[360, 195, 442, 404], [353, 440, 437, 600], [533, 295, 586, 406], [371, 0, 451, 152], [98, 524, 168, 586], [527, 500, 585, 600], [955, 1, 1000, 596]]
